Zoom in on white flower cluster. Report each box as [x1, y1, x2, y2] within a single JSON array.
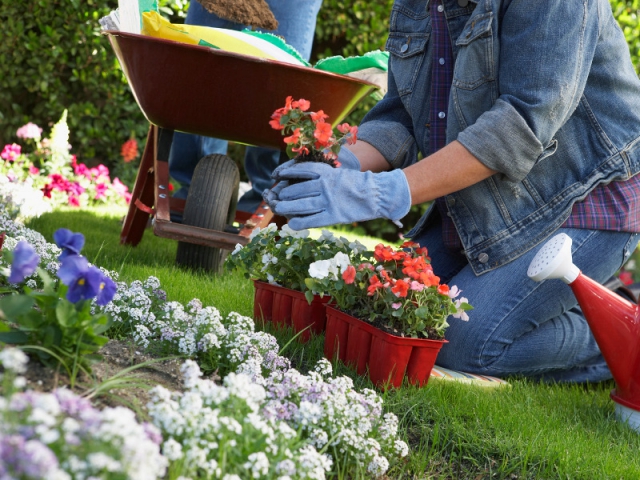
[[262, 358, 409, 478], [308, 252, 352, 281], [148, 360, 332, 479], [98, 278, 291, 379], [0, 349, 167, 480], [0, 174, 53, 222]]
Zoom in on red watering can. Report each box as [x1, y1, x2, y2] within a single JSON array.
[[528, 233, 640, 432]]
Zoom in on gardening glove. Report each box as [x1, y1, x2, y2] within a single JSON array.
[[263, 148, 361, 210], [271, 161, 411, 230]]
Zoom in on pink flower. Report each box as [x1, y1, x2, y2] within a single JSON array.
[[68, 195, 80, 207], [16, 122, 42, 140], [1, 143, 21, 162], [89, 164, 110, 181], [94, 183, 108, 200], [49, 173, 71, 192], [447, 285, 461, 299], [453, 297, 470, 321], [409, 280, 424, 292], [391, 302, 402, 310], [112, 178, 131, 202], [42, 184, 53, 198], [29, 165, 40, 175], [74, 163, 91, 178], [68, 181, 85, 196]]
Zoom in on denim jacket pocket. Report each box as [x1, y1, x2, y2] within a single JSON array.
[[386, 32, 429, 96], [453, 12, 494, 90], [450, 11, 497, 131]]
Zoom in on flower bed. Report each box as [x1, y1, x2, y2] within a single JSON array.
[[0, 113, 131, 222], [0, 205, 409, 479]]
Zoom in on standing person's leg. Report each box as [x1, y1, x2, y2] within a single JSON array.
[[169, 0, 324, 211], [239, 0, 323, 212], [167, 2, 234, 200], [414, 225, 640, 383]]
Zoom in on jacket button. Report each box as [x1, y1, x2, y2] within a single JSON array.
[[401, 43, 409, 53], [458, 0, 469, 6], [478, 253, 489, 264]]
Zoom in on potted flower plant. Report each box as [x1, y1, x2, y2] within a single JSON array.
[[269, 96, 358, 168], [225, 224, 370, 341], [305, 241, 472, 389]]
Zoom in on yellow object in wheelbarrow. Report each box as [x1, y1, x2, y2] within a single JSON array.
[[140, 10, 306, 66]]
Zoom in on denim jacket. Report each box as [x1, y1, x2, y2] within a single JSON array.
[[357, 0, 640, 275]]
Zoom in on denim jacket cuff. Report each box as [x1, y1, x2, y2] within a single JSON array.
[[357, 120, 416, 170], [457, 99, 544, 182]]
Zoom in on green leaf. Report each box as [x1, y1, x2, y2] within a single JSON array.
[[415, 306, 430, 319], [14, 310, 45, 330], [304, 290, 314, 305], [0, 330, 29, 345], [0, 294, 35, 320], [56, 300, 76, 328]]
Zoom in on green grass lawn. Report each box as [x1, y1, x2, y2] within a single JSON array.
[[25, 207, 640, 479]]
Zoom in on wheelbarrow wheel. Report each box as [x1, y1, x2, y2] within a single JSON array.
[[176, 154, 240, 274]]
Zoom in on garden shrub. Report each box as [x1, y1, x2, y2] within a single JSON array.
[[0, 0, 188, 173]]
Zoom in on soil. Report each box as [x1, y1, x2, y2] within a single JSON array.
[[21, 340, 191, 414], [288, 153, 339, 186], [197, 0, 278, 30]]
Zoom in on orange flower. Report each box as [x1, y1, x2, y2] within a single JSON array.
[[310, 110, 329, 122], [367, 275, 383, 295], [121, 138, 138, 163], [283, 128, 301, 145], [379, 268, 393, 286], [419, 269, 440, 287], [437, 284, 450, 295], [337, 123, 358, 144], [374, 244, 405, 263], [269, 115, 285, 130], [291, 98, 310, 111], [313, 121, 333, 146], [402, 255, 428, 280], [342, 265, 356, 284], [292, 145, 310, 156], [392, 279, 410, 298]]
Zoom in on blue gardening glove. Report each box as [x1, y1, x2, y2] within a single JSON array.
[[263, 149, 361, 210], [272, 161, 411, 230]]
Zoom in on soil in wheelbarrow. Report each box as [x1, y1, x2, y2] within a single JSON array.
[[197, 0, 278, 30]]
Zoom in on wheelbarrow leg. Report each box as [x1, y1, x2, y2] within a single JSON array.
[[120, 125, 174, 245]]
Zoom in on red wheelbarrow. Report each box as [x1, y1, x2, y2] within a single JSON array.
[[105, 31, 378, 273]]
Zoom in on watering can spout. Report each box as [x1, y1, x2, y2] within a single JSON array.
[[528, 233, 640, 427]]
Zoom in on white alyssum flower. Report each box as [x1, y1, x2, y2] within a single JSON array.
[[0, 347, 29, 373]]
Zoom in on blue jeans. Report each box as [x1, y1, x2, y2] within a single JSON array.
[[168, 0, 323, 212], [413, 223, 640, 383]]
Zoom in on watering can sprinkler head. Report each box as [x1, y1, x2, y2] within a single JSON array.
[[528, 233, 640, 433], [527, 233, 580, 284]]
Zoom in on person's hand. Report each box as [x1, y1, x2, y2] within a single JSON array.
[[271, 161, 411, 230], [263, 149, 361, 210]]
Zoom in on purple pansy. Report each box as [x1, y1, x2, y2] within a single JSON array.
[[53, 228, 85, 260], [57, 255, 102, 303], [96, 274, 117, 306], [57, 255, 116, 305], [8, 241, 40, 284]]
